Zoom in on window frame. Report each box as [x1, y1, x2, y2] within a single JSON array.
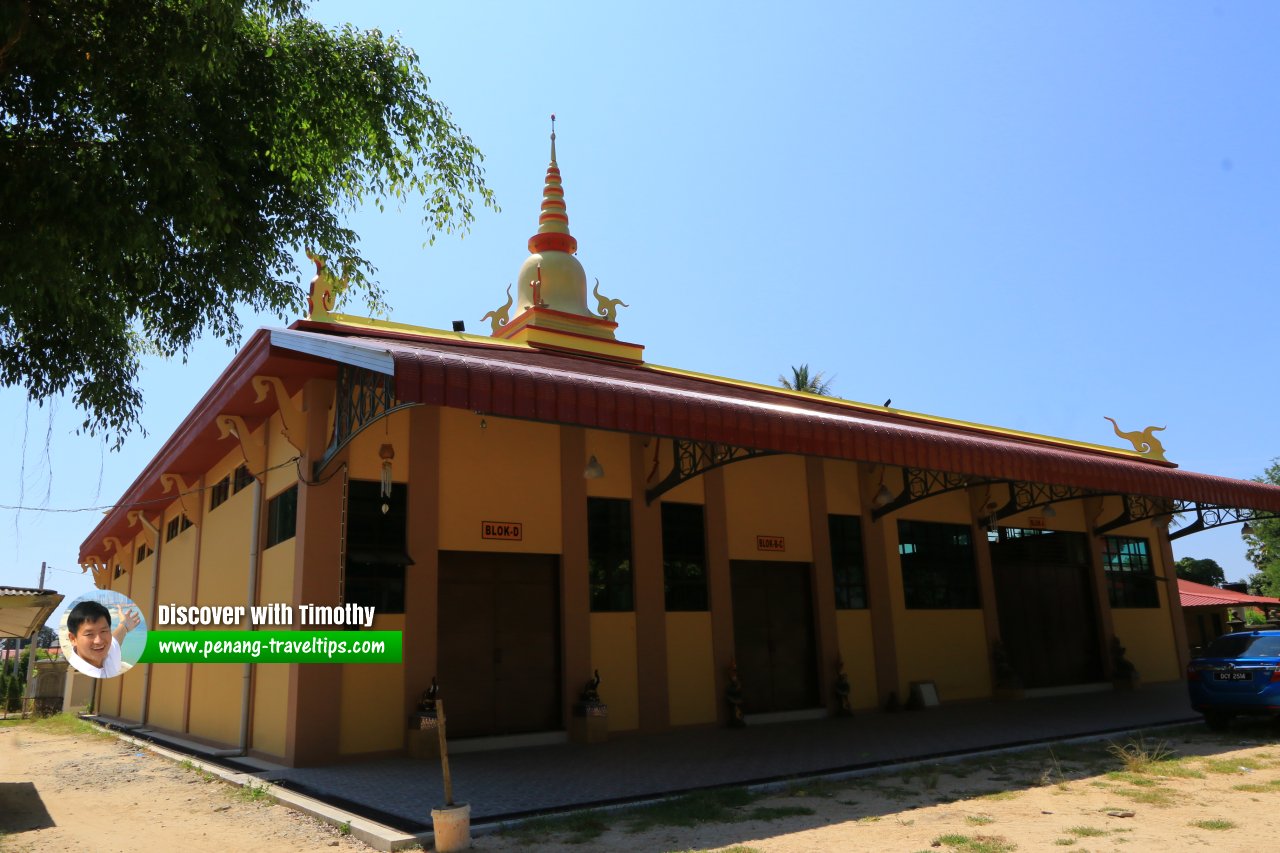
[[1102, 535, 1159, 609], [661, 502, 709, 612], [588, 497, 634, 612], [897, 519, 980, 610], [266, 485, 298, 548], [829, 513, 868, 609]]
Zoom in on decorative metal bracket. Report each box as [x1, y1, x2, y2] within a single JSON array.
[[645, 438, 776, 504], [1168, 504, 1280, 541], [994, 481, 1104, 521], [1093, 494, 1181, 535], [316, 365, 417, 477], [871, 467, 994, 521]]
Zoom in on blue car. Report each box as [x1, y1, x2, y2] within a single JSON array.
[[1187, 630, 1280, 730]]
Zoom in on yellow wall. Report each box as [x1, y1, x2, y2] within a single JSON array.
[[665, 612, 717, 726], [148, 664, 186, 733], [339, 614, 406, 754], [835, 610, 878, 710], [148, 500, 198, 733], [877, 499, 991, 700], [823, 460, 862, 515], [188, 664, 242, 746], [894, 610, 991, 700], [437, 409, 562, 553], [251, 539, 295, 757], [265, 409, 297, 497], [724, 456, 812, 562], [584, 429, 632, 500], [1113, 608, 1179, 682], [895, 489, 971, 524], [590, 612, 639, 732]]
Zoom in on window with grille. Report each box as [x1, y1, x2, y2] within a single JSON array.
[[1103, 536, 1158, 608], [662, 502, 708, 611], [897, 520, 979, 609], [344, 480, 409, 614], [588, 498, 634, 612], [829, 514, 868, 609], [164, 515, 191, 542], [209, 476, 230, 511], [266, 485, 298, 548], [233, 464, 254, 493], [136, 543, 153, 562]]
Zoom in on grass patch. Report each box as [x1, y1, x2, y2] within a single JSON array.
[[1112, 786, 1178, 807], [1232, 779, 1280, 792], [978, 790, 1020, 802], [1201, 757, 1265, 774], [234, 782, 271, 804], [22, 713, 112, 739], [1107, 736, 1175, 773], [1052, 840, 1076, 847], [501, 813, 609, 845], [1190, 819, 1236, 831], [930, 833, 1017, 852], [668, 848, 766, 853], [965, 814, 994, 826], [623, 788, 753, 833], [1104, 771, 1159, 787], [1065, 825, 1108, 837]]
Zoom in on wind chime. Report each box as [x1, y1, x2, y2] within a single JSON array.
[[379, 443, 395, 514]]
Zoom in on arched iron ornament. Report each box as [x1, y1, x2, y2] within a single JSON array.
[[644, 438, 777, 504], [317, 365, 418, 477], [993, 481, 1113, 521], [870, 467, 999, 521], [1093, 494, 1280, 540]]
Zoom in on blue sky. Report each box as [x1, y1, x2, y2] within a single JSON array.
[[4, 1, 1279, 615]]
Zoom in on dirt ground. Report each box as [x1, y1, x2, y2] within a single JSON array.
[[3, 717, 1280, 853], [0, 719, 370, 853]]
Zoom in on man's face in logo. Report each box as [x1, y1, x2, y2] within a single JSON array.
[[69, 617, 112, 667]]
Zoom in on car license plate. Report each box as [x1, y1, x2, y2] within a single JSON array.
[[1214, 672, 1252, 681]]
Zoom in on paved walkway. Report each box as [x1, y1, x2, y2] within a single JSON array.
[[181, 681, 1198, 833]]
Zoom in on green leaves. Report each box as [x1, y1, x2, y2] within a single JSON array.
[[1243, 459, 1280, 596], [0, 0, 495, 446]]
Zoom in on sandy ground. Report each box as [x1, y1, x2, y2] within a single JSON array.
[[479, 723, 1280, 853], [0, 722, 372, 853], [3, 718, 1280, 853]]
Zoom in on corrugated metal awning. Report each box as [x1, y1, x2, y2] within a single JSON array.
[[306, 332, 1280, 512]]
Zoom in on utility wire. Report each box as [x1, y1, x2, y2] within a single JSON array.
[[0, 457, 301, 514]]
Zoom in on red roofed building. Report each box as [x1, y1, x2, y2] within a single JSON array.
[[1178, 579, 1280, 650], [78, 127, 1280, 767]]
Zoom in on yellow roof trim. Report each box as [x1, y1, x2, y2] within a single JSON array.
[[643, 363, 1152, 462], [316, 313, 533, 351], [305, 314, 1150, 463]]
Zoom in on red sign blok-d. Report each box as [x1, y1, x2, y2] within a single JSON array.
[[482, 521, 523, 541]]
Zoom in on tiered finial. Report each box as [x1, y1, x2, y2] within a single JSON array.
[[529, 113, 577, 255]]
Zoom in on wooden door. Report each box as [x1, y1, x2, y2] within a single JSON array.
[[990, 531, 1102, 688], [438, 552, 561, 738], [730, 561, 820, 713]]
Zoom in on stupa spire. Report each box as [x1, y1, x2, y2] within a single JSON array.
[[529, 114, 578, 255]]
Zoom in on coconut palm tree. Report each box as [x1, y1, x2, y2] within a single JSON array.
[[779, 364, 833, 396]]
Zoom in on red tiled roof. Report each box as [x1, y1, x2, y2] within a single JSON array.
[[380, 333, 1280, 511], [78, 324, 1280, 562], [1178, 579, 1280, 609]]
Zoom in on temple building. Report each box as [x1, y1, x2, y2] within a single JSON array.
[[80, 128, 1280, 767]]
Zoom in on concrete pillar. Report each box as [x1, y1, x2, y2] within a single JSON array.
[[630, 436, 669, 732]]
